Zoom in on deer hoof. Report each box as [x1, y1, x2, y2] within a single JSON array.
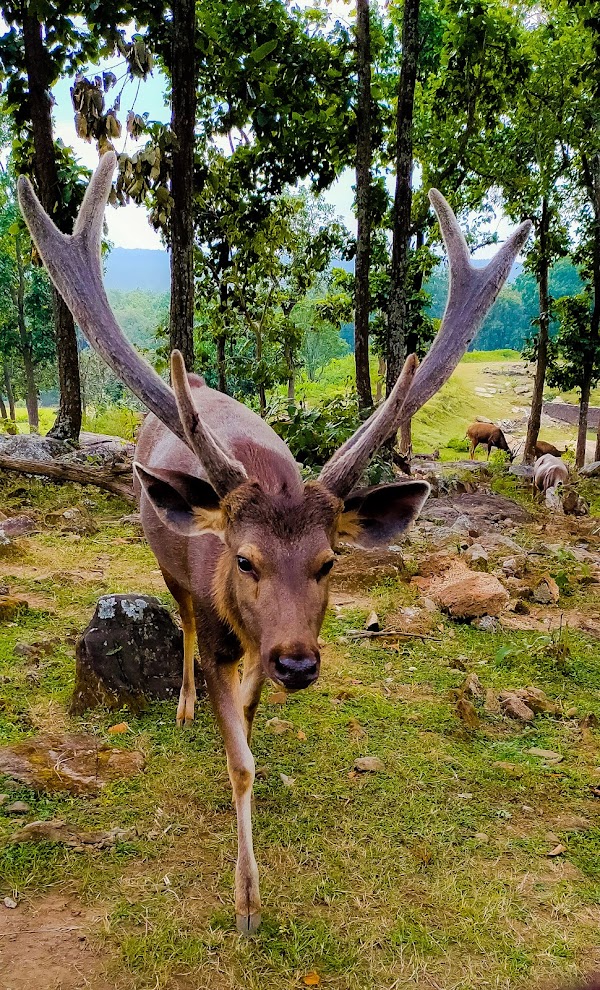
[[236, 912, 261, 935], [176, 692, 196, 726]]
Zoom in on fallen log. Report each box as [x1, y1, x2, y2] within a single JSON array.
[[0, 454, 135, 502]]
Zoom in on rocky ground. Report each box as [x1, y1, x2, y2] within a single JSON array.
[[0, 464, 599, 990]]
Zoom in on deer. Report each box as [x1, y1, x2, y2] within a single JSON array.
[[466, 421, 515, 461], [18, 153, 531, 934], [533, 452, 569, 509], [535, 439, 565, 458]]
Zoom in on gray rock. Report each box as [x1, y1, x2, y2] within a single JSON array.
[[464, 544, 489, 571], [5, 801, 30, 814], [510, 463, 534, 479], [502, 556, 526, 577], [451, 515, 476, 535], [579, 460, 600, 477], [72, 594, 201, 714]]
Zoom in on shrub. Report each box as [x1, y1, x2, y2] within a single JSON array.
[[268, 394, 395, 484], [447, 436, 469, 453]]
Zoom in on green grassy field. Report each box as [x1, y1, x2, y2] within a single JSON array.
[[0, 477, 599, 989]]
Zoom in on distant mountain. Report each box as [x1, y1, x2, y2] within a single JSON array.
[[104, 247, 170, 292]]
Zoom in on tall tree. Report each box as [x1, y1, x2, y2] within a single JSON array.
[[386, 0, 420, 409], [12, 13, 84, 438], [355, 0, 374, 409], [168, 0, 196, 370]]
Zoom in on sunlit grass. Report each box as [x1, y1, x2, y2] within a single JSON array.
[[0, 476, 599, 988]]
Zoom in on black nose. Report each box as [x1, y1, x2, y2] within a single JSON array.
[[273, 653, 319, 689]]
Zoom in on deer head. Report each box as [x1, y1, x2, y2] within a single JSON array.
[[18, 154, 531, 690]]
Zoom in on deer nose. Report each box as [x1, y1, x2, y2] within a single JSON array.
[[272, 650, 319, 690]]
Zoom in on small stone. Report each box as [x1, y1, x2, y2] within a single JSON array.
[[471, 615, 498, 633], [457, 792, 473, 800], [265, 718, 294, 735], [0, 794, 8, 805], [533, 575, 560, 605], [3, 896, 18, 909], [464, 544, 489, 571], [513, 687, 558, 715], [354, 756, 384, 773], [527, 747, 563, 763], [433, 573, 509, 619], [279, 773, 296, 788], [456, 697, 480, 728], [500, 693, 535, 722], [6, 801, 30, 814], [0, 596, 28, 622], [462, 673, 485, 699], [502, 556, 526, 577], [473, 832, 489, 844]]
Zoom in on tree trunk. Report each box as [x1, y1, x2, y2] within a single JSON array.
[[22, 352, 39, 432], [14, 232, 39, 432], [168, 0, 196, 371], [375, 355, 385, 403], [3, 361, 15, 420], [524, 199, 550, 465], [576, 370, 591, 469], [386, 0, 420, 397], [22, 12, 81, 441], [0, 394, 6, 419], [354, 0, 374, 410], [217, 336, 227, 394]]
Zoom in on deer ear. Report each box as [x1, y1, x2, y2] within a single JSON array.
[[337, 481, 430, 549], [134, 463, 225, 538]]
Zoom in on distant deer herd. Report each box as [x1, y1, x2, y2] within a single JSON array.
[[21, 153, 587, 930]]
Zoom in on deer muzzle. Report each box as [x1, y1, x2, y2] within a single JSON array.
[[268, 646, 320, 691]]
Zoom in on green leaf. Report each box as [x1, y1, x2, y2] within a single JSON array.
[[249, 39, 278, 62]]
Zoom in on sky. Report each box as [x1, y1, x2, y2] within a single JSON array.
[[50, 19, 513, 258]]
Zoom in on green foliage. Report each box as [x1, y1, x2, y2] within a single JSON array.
[[268, 394, 394, 483], [548, 293, 600, 393]]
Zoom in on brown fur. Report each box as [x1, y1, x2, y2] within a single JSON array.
[[535, 439, 564, 458], [466, 422, 513, 461]]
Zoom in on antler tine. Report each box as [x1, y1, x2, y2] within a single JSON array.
[[319, 191, 532, 498], [18, 155, 186, 450], [399, 191, 532, 424], [171, 350, 247, 497], [319, 354, 418, 496]]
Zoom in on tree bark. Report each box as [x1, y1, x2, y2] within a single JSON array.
[[0, 454, 135, 501], [386, 0, 420, 397], [22, 12, 81, 440], [0, 394, 6, 419], [524, 198, 550, 465], [576, 371, 591, 469], [14, 232, 39, 432], [354, 0, 374, 410], [168, 0, 196, 371], [216, 336, 227, 394], [3, 361, 15, 420]]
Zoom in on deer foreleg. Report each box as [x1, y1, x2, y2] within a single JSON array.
[[160, 568, 197, 726], [203, 660, 261, 935], [241, 656, 265, 744]]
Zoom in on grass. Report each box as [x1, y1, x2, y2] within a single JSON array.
[[0, 474, 599, 989]]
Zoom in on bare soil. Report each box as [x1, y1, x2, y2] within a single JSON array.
[[0, 894, 113, 990]]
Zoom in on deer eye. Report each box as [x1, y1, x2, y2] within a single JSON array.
[[236, 555, 256, 576], [316, 558, 335, 581]]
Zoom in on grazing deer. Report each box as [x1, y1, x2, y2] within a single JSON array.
[[535, 439, 564, 458], [18, 154, 530, 933], [466, 422, 514, 461], [534, 452, 569, 507]]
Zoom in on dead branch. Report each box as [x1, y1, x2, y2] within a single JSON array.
[[346, 628, 441, 642], [0, 454, 135, 502]]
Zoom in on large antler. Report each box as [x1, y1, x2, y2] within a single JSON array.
[[319, 191, 532, 497], [18, 152, 245, 498]]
